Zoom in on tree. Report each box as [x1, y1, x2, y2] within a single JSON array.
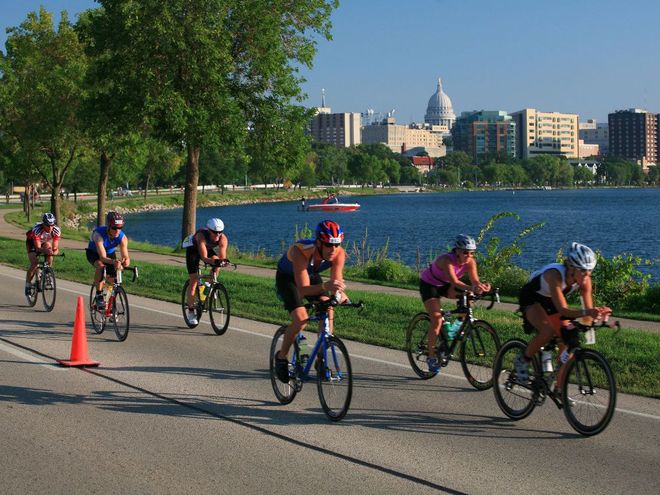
[[0, 8, 87, 222], [573, 165, 594, 186], [97, 0, 337, 239]]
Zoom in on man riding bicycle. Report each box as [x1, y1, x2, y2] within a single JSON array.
[[514, 242, 611, 383], [182, 218, 229, 326], [274, 220, 346, 383], [86, 211, 131, 310], [25, 212, 61, 300], [418, 234, 490, 373]]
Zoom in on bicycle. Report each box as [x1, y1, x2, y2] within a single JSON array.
[[269, 296, 364, 421], [492, 318, 619, 436], [181, 259, 236, 335], [88, 263, 139, 342], [405, 289, 501, 390], [26, 252, 65, 312]]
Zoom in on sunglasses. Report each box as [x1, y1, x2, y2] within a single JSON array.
[[322, 242, 341, 248], [109, 226, 123, 231], [209, 229, 223, 235]]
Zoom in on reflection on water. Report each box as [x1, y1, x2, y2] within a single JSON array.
[[125, 188, 659, 280]]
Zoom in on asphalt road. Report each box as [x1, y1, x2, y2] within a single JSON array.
[[1, 264, 658, 494]]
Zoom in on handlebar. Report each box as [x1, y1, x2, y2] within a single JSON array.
[[305, 297, 365, 313], [457, 288, 500, 310], [571, 318, 620, 332], [204, 259, 237, 270]]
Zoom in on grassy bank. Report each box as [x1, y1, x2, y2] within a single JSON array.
[[1, 237, 658, 398]]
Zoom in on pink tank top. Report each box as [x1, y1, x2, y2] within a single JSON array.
[[420, 252, 467, 287]]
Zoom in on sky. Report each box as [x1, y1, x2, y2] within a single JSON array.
[[2, 0, 659, 124]]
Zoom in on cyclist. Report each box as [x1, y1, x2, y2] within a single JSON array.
[[274, 220, 346, 383], [86, 211, 130, 309], [419, 234, 491, 373], [514, 242, 611, 383], [25, 213, 61, 299], [182, 218, 228, 325]]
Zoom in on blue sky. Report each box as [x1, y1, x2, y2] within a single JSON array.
[[2, 0, 658, 123]]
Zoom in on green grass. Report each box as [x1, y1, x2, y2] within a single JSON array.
[[1, 236, 658, 398]]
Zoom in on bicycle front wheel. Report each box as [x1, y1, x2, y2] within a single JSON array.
[[493, 339, 537, 420], [269, 326, 297, 404], [460, 320, 500, 390], [317, 336, 352, 421], [89, 285, 105, 334], [41, 267, 57, 312], [180, 280, 202, 328], [405, 312, 438, 379], [111, 286, 130, 341], [562, 349, 616, 436], [208, 283, 230, 335]]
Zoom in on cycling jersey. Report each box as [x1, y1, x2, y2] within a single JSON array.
[[26, 223, 61, 243], [420, 252, 467, 287], [276, 239, 332, 276], [192, 228, 221, 253], [87, 226, 125, 254], [519, 262, 578, 317]]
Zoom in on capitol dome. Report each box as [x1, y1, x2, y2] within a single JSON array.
[[424, 77, 456, 129]]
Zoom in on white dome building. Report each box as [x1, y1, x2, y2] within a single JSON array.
[[424, 77, 456, 129]]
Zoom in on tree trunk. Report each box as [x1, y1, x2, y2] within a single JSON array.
[[24, 182, 31, 222], [97, 151, 112, 226], [181, 145, 200, 240], [143, 174, 150, 199], [50, 185, 62, 225]]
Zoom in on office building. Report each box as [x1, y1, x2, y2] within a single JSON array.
[[511, 108, 579, 159], [608, 108, 657, 170], [361, 117, 446, 157], [451, 110, 516, 161], [579, 119, 609, 156]]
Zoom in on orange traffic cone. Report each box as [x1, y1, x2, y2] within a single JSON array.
[[58, 296, 100, 367]]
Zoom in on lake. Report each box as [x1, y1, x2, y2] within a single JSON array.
[[125, 188, 659, 281]]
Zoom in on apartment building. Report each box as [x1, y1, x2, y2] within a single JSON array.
[[511, 108, 579, 159]]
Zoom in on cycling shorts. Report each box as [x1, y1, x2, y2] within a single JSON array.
[[275, 270, 322, 313], [419, 279, 451, 303], [86, 249, 118, 277]]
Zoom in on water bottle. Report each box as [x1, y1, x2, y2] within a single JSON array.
[[542, 349, 553, 373], [442, 320, 453, 340], [198, 282, 210, 302], [298, 334, 309, 366], [447, 320, 462, 341], [105, 285, 113, 304]]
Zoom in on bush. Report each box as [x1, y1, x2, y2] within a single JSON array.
[[589, 253, 651, 309], [364, 258, 417, 283]]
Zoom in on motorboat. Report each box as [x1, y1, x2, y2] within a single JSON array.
[[306, 202, 360, 212]]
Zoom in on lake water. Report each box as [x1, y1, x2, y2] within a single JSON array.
[[125, 188, 659, 280]]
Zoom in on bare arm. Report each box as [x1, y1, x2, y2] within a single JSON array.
[[547, 270, 603, 320], [93, 233, 111, 264], [119, 236, 130, 267], [466, 259, 490, 293]]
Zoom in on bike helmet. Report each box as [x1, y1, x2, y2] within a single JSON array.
[[315, 220, 344, 245], [42, 212, 56, 226], [566, 242, 597, 271], [454, 234, 477, 251], [206, 218, 224, 233], [106, 211, 125, 229]]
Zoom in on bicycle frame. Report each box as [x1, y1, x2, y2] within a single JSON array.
[[439, 289, 499, 355], [295, 309, 334, 378]]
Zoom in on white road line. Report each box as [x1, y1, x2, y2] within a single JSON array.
[[0, 341, 65, 370], [3, 270, 659, 421]]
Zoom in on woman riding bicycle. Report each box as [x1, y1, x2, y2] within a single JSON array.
[[514, 242, 611, 383], [182, 218, 228, 326], [25, 212, 61, 300], [419, 234, 490, 373], [273, 220, 346, 383], [86, 211, 130, 310]]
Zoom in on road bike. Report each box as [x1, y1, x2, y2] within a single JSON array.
[[405, 289, 501, 390], [492, 318, 619, 436], [89, 263, 139, 342], [26, 252, 65, 312], [181, 259, 236, 335], [269, 296, 364, 421]]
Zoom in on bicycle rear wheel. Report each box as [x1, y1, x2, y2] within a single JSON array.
[[269, 326, 297, 404], [460, 320, 500, 390], [26, 272, 38, 307], [41, 267, 57, 312], [493, 339, 537, 420], [317, 336, 352, 421], [180, 280, 203, 328], [111, 286, 130, 341], [405, 312, 438, 379], [89, 285, 105, 334], [562, 349, 616, 436], [208, 283, 230, 335]]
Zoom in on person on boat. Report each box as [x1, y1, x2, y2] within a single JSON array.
[[300, 197, 306, 210], [273, 220, 346, 383], [419, 234, 491, 373]]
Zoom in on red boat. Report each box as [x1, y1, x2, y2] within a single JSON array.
[[306, 202, 360, 212]]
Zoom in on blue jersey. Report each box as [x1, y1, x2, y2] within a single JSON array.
[[276, 239, 332, 276], [87, 226, 125, 254]]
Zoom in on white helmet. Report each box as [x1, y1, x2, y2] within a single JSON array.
[[566, 242, 596, 271], [206, 218, 224, 233], [454, 234, 477, 251]]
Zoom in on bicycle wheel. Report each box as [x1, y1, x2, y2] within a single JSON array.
[[317, 336, 352, 421], [110, 286, 130, 341], [562, 349, 616, 436], [269, 326, 297, 404], [41, 267, 57, 312], [180, 280, 202, 328], [460, 320, 500, 390], [89, 285, 105, 334], [493, 339, 538, 420], [405, 312, 438, 379], [208, 283, 230, 335]]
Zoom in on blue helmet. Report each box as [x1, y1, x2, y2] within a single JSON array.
[[315, 220, 344, 245]]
